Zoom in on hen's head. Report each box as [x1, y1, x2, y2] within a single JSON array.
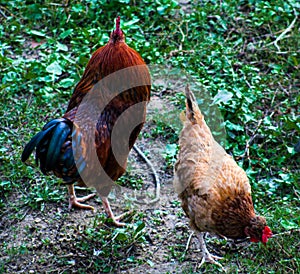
[[245, 216, 272, 245], [110, 16, 125, 43]]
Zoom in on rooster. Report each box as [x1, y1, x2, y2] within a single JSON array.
[[22, 17, 151, 226], [174, 86, 272, 267]]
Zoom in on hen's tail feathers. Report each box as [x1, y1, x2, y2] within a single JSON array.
[[184, 85, 203, 125], [21, 118, 73, 174]]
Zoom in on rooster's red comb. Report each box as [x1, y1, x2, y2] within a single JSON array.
[[115, 16, 121, 35]]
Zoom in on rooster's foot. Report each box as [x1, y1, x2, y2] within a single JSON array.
[[101, 196, 133, 226], [68, 193, 96, 210]]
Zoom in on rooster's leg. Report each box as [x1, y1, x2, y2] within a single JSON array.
[[68, 185, 96, 210], [100, 196, 132, 227], [196, 232, 224, 270]]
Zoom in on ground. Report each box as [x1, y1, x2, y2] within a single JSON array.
[[1, 1, 299, 273], [1, 95, 298, 273]]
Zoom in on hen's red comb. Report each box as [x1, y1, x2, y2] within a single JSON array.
[[262, 226, 272, 244], [263, 226, 272, 235]]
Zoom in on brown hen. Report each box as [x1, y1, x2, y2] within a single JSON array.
[[174, 86, 272, 267]]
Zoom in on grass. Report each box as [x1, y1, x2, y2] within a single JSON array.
[[0, 0, 299, 273]]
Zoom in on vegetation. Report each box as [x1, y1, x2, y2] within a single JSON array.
[[0, 0, 299, 273]]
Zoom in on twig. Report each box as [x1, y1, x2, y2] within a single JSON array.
[[132, 144, 160, 205], [185, 231, 194, 252], [278, 83, 290, 96], [293, 187, 300, 200], [240, 118, 263, 159], [272, 229, 300, 238], [0, 7, 7, 19], [57, 253, 86, 258], [49, 2, 69, 7], [262, 50, 300, 55], [265, 9, 298, 52], [66, 13, 71, 24], [0, 5, 14, 18], [167, 19, 186, 51], [245, 79, 252, 89], [240, 111, 275, 160], [169, 49, 195, 57], [270, 89, 279, 106]]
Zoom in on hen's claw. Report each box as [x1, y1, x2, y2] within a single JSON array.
[[198, 251, 224, 269], [196, 232, 225, 271]]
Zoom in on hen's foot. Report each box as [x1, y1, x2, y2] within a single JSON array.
[[198, 250, 224, 269], [196, 232, 225, 271], [68, 193, 96, 210]]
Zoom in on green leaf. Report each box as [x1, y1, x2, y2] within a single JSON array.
[[123, 18, 140, 27], [127, 256, 135, 263], [46, 61, 62, 75], [56, 42, 68, 51], [165, 144, 177, 157], [280, 219, 298, 230], [278, 173, 291, 181], [233, 87, 243, 99], [134, 221, 145, 235], [29, 30, 46, 37], [287, 146, 294, 154], [59, 29, 73, 39], [213, 89, 233, 104], [147, 259, 154, 267], [226, 121, 244, 132], [115, 232, 128, 242], [157, 6, 166, 15], [243, 113, 253, 123], [59, 78, 74, 88]]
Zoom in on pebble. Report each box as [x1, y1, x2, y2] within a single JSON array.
[[34, 218, 42, 223]]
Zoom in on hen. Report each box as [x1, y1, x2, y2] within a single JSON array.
[[22, 17, 151, 226], [174, 86, 272, 267]]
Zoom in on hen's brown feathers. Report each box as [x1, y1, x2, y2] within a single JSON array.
[[174, 86, 269, 242]]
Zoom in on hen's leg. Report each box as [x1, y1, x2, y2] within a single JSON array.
[[196, 232, 224, 270], [100, 196, 132, 227], [68, 185, 96, 210]]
